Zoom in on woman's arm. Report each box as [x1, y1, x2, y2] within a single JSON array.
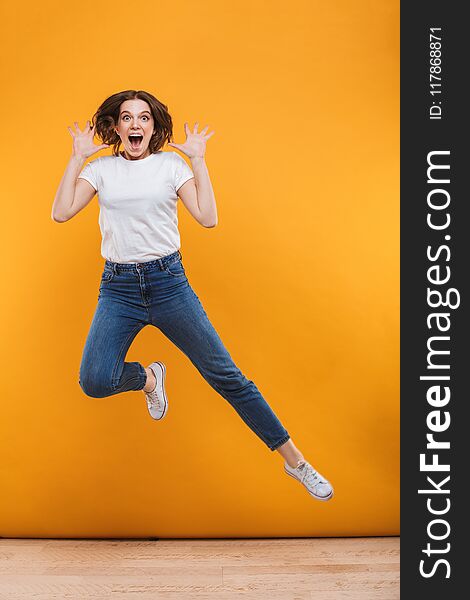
[[177, 156, 218, 228], [51, 120, 108, 222], [51, 155, 90, 222], [169, 122, 217, 228]]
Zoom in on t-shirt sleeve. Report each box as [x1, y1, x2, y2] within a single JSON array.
[[77, 158, 99, 191], [172, 152, 194, 193]]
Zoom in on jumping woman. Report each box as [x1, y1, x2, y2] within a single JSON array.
[[51, 89, 333, 502]]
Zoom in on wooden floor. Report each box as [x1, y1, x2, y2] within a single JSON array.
[[0, 537, 399, 599]]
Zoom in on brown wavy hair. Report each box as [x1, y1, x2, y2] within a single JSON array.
[[91, 90, 173, 157]]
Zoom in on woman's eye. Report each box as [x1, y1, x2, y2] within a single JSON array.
[[122, 115, 149, 121]]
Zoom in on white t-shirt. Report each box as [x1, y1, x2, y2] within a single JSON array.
[[77, 150, 194, 263]]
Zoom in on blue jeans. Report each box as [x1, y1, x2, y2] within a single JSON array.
[[79, 250, 290, 451]]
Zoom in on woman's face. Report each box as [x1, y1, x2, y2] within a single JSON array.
[[115, 99, 155, 160]]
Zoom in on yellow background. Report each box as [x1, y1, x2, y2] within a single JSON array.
[[0, 0, 399, 537]]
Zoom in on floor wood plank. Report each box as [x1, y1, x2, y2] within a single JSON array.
[[0, 537, 399, 599]]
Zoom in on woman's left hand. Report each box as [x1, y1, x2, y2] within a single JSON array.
[[168, 122, 215, 160]]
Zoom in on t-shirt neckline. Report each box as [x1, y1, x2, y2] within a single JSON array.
[[118, 151, 161, 163]]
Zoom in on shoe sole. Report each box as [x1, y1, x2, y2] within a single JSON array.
[[284, 467, 334, 501], [147, 361, 168, 420]]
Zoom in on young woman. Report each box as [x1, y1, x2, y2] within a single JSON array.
[[51, 89, 333, 502]]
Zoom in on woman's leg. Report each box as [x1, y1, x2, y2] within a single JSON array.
[[79, 293, 148, 397], [275, 438, 306, 468], [142, 367, 157, 392], [151, 282, 291, 452]]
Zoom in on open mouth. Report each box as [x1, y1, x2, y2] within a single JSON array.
[[128, 134, 143, 149]]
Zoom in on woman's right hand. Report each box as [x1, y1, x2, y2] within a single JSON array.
[[68, 120, 109, 159]]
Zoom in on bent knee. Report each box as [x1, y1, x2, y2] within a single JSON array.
[[79, 373, 114, 398]]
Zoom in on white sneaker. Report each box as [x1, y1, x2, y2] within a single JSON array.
[[284, 459, 334, 501], [143, 361, 168, 420]]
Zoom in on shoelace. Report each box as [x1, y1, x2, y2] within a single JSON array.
[[146, 387, 161, 409], [298, 463, 324, 489]]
